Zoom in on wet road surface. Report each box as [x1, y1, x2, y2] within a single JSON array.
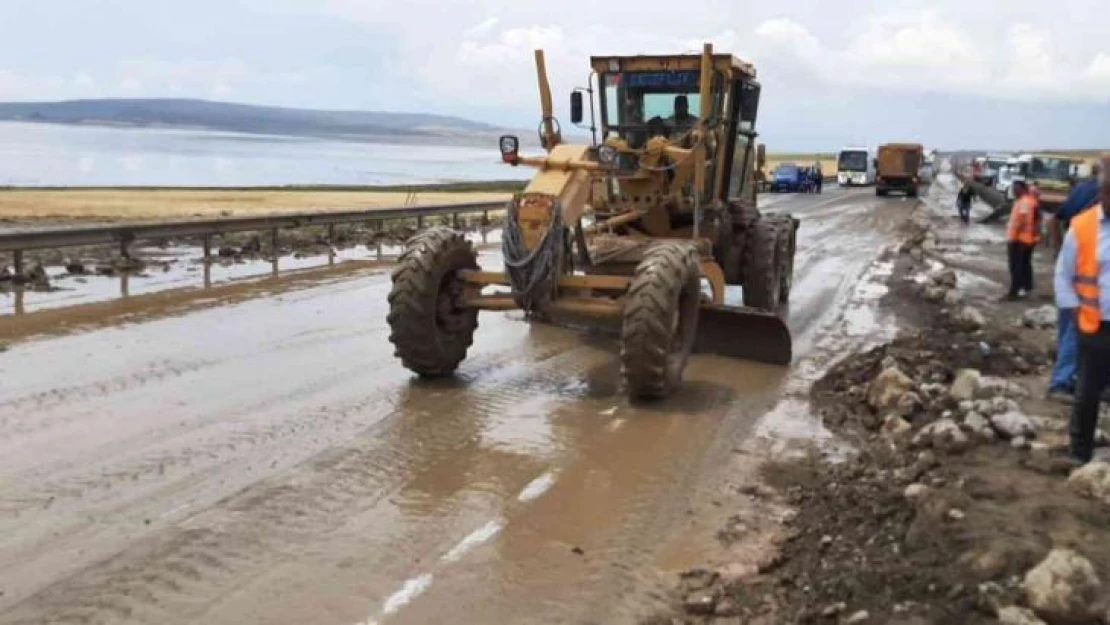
[[0, 187, 915, 625]]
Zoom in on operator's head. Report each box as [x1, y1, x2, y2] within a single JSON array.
[[1012, 180, 1028, 198], [674, 95, 689, 118]]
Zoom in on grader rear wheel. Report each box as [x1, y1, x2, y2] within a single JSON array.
[[741, 218, 782, 311], [775, 218, 796, 304], [387, 227, 479, 377], [620, 243, 701, 401]]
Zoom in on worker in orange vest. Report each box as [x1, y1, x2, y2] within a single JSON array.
[[1005, 180, 1040, 299], [1057, 153, 1110, 464]]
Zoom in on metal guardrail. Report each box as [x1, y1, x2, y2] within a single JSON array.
[[0, 200, 506, 274]]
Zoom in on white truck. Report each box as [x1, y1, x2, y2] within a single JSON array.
[[836, 146, 875, 186]]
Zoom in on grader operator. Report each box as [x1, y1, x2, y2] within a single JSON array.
[[387, 43, 798, 401]]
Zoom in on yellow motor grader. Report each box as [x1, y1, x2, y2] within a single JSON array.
[[387, 43, 798, 400]]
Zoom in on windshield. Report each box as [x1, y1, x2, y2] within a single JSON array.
[[775, 164, 798, 176], [1030, 157, 1073, 182], [602, 72, 705, 148], [838, 151, 868, 171]]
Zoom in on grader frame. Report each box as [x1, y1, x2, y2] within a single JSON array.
[[387, 43, 798, 400]]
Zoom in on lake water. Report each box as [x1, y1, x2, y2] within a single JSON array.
[[0, 122, 531, 186]]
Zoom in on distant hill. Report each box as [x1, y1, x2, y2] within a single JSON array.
[[0, 98, 506, 144]]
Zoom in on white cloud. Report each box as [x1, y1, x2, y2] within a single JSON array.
[[753, 10, 1110, 103]]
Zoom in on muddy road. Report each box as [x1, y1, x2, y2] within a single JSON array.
[[0, 187, 916, 625]]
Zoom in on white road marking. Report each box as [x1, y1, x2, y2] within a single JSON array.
[[600, 406, 618, 416], [440, 520, 504, 563], [381, 573, 434, 615], [517, 471, 557, 502], [606, 418, 627, 432]]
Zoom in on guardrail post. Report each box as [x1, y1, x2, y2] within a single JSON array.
[[13, 249, 23, 277], [328, 224, 336, 266], [452, 212, 460, 230], [119, 238, 130, 260], [202, 234, 212, 262], [270, 228, 279, 277], [481, 210, 489, 244], [417, 215, 424, 230]]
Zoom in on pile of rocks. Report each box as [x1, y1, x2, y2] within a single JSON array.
[[870, 356, 1047, 454]]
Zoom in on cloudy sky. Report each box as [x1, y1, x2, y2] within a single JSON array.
[[2, 0, 1108, 151]]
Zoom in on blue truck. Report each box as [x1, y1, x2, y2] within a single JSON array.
[[769, 163, 805, 193]]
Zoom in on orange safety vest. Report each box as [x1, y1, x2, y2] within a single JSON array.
[[1073, 204, 1103, 334], [1007, 195, 1039, 244]]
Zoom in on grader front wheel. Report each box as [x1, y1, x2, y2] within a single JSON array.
[[620, 243, 701, 401], [387, 227, 479, 377]]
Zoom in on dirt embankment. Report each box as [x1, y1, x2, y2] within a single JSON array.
[[649, 202, 1110, 624]]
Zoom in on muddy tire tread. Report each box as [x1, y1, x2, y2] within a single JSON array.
[[742, 218, 782, 311], [621, 243, 700, 400], [387, 227, 479, 376]]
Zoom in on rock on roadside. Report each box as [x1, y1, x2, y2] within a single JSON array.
[[997, 606, 1047, 625], [868, 366, 915, 411], [911, 418, 971, 454], [1023, 548, 1102, 624], [991, 410, 1036, 440], [1067, 461, 1110, 505], [1023, 305, 1057, 329], [958, 306, 987, 329], [951, 369, 983, 401]]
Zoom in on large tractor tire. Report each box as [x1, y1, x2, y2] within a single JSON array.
[[387, 227, 479, 377], [774, 217, 797, 304], [621, 242, 701, 401], [742, 218, 782, 311]]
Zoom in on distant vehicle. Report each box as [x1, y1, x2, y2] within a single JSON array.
[[973, 153, 1010, 186], [996, 157, 1020, 200], [876, 143, 924, 197], [1009, 153, 1084, 212], [836, 147, 875, 186], [918, 149, 936, 184], [770, 163, 805, 193]]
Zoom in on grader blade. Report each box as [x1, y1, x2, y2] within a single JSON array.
[[693, 304, 792, 365]]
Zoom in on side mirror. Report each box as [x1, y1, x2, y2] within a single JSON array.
[[570, 91, 584, 125]]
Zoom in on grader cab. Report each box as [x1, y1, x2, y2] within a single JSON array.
[[387, 43, 798, 400]]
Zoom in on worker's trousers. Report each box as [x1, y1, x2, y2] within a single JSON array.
[[1050, 308, 1079, 392], [1072, 325, 1110, 462], [1007, 241, 1034, 296]]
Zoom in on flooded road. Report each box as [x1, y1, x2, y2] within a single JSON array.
[[0, 187, 916, 625]]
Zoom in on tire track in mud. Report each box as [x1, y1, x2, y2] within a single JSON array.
[[0, 314, 620, 624]]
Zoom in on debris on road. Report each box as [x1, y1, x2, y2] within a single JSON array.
[[650, 178, 1110, 625]]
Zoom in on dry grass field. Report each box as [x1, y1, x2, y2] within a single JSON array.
[[0, 188, 513, 221]]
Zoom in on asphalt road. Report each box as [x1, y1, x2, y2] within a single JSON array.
[[0, 186, 917, 625]]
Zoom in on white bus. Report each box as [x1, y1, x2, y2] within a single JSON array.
[[836, 147, 875, 186]]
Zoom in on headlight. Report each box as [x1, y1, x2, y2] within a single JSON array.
[[499, 135, 519, 163], [597, 145, 619, 166]]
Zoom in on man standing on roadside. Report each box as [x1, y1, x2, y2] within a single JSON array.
[[1058, 154, 1110, 463], [956, 181, 974, 224], [1006, 180, 1040, 299], [1046, 162, 1103, 402]]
